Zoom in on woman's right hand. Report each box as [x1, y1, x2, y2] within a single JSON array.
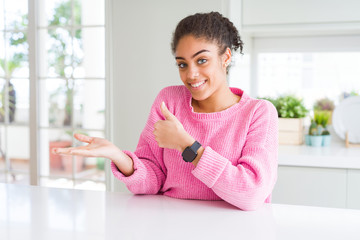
[[52, 133, 134, 176]]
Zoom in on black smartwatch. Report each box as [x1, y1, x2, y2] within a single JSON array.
[[182, 141, 202, 163]]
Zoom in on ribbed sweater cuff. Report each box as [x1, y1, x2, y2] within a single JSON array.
[[191, 147, 228, 188], [110, 150, 145, 186]]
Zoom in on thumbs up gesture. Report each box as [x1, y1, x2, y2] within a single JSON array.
[[153, 102, 194, 152]]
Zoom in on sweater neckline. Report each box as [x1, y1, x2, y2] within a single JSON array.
[[184, 87, 247, 120]]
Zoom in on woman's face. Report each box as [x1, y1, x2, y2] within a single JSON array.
[[175, 35, 230, 102]]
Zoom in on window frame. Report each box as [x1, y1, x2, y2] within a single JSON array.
[[26, 0, 112, 190]]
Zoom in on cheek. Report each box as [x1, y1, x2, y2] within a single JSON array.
[[205, 67, 218, 81], [179, 71, 187, 83], [206, 61, 222, 77], [213, 63, 226, 78]]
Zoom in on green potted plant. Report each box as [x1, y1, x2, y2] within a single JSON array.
[[306, 111, 331, 147], [306, 117, 322, 146], [317, 111, 331, 147], [313, 97, 335, 124], [263, 95, 308, 145]]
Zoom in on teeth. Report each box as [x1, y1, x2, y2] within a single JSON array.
[[191, 81, 206, 88]]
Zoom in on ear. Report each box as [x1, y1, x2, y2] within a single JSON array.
[[222, 47, 232, 69]]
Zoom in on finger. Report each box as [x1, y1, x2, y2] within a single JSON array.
[[67, 148, 95, 157], [52, 147, 77, 155], [53, 146, 91, 156], [74, 133, 93, 143], [153, 121, 159, 130], [153, 120, 165, 130], [160, 102, 175, 120]]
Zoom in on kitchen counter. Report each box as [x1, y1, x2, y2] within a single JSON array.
[[1, 183, 360, 240], [279, 143, 360, 169]]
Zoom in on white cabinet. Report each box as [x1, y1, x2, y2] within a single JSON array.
[[272, 166, 347, 208], [242, 0, 360, 26], [273, 166, 360, 209], [347, 170, 360, 209]]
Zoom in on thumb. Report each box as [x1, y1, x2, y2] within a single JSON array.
[[161, 102, 175, 120], [74, 133, 93, 143]]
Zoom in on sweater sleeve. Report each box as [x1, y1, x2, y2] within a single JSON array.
[[111, 89, 169, 194], [191, 100, 278, 211]]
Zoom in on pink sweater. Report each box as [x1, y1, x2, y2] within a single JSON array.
[[111, 86, 278, 210]]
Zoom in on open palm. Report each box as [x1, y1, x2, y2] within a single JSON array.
[[53, 133, 121, 159]]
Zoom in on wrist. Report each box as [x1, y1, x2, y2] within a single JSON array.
[[111, 150, 134, 176], [178, 135, 195, 153], [191, 146, 204, 167]]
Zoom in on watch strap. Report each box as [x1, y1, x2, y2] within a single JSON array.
[[189, 141, 201, 153]]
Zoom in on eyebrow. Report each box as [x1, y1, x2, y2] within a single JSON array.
[[175, 49, 210, 60]]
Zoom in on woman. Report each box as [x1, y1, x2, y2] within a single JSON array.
[[53, 12, 278, 211]]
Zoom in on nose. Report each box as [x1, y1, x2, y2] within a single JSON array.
[[186, 65, 200, 79]]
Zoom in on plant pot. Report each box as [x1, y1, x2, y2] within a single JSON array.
[[61, 155, 84, 173], [322, 135, 331, 147], [316, 125, 324, 135], [278, 118, 305, 145], [310, 135, 323, 147], [49, 141, 72, 170]]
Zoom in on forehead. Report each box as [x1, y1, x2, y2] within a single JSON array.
[[175, 35, 219, 57]]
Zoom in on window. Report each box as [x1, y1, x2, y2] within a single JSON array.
[[242, 35, 360, 108], [38, 0, 106, 190], [0, 0, 107, 191], [257, 52, 360, 109], [0, 0, 30, 184]]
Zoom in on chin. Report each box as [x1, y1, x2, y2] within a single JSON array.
[[190, 91, 211, 102]]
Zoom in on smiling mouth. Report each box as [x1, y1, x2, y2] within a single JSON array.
[[190, 80, 207, 88]]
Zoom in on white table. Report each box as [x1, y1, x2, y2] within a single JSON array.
[[1, 183, 360, 240]]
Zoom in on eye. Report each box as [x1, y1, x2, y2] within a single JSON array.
[[177, 62, 187, 69], [197, 58, 207, 64]]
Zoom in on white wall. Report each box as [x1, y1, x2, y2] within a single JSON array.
[[239, 0, 360, 35], [242, 0, 360, 26], [110, 0, 228, 191]]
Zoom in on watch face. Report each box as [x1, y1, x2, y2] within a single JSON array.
[[182, 147, 197, 162]]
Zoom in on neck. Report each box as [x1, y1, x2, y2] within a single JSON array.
[[192, 84, 240, 113]]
